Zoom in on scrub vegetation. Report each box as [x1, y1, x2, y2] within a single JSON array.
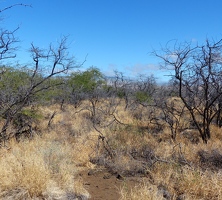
[[1, 3, 222, 200]]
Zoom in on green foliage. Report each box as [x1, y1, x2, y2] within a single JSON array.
[[20, 108, 43, 121], [0, 66, 58, 105], [0, 66, 30, 95], [12, 107, 42, 133], [135, 91, 151, 103], [68, 67, 105, 93], [34, 76, 64, 103], [117, 89, 126, 99]]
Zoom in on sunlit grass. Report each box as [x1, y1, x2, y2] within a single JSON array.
[[0, 104, 93, 198], [0, 101, 222, 199], [119, 181, 165, 200]]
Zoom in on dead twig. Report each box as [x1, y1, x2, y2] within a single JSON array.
[[0, 3, 32, 13]]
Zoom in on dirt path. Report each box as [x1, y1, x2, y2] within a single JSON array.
[[80, 168, 140, 200]]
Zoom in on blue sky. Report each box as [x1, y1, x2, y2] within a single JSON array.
[[1, 0, 222, 82]]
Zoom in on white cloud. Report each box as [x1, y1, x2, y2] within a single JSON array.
[[125, 63, 160, 76], [101, 62, 171, 83]]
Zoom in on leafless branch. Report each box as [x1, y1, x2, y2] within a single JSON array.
[[0, 3, 32, 13]]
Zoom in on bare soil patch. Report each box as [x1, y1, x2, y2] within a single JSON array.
[[80, 168, 144, 200]]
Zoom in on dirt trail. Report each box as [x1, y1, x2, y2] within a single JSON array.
[[80, 168, 140, 200]]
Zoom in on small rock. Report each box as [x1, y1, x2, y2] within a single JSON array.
[[103, 173, 111, 179], [87, 170, 94, 176], [116, 173, 124, 180]]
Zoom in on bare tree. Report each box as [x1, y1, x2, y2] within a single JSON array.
[[113, 71, 134, 110], [0, 36, 78, 143], [154, 39, 222, 143], [156, 92, 186, 140], [133, 74, 156, 107], [0, 3, 31, 60]]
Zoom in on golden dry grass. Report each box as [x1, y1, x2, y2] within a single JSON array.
[[0, 133, 92, 199], [0, 104, 96, 199], [0, 100, 222, 199], [119, 180, 165, 200]]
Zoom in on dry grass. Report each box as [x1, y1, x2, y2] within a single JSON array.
[[0, 133, 91, 199], [1, 100, 222, 199], [0, 104, 95, 199], [148, 162, 222, 199], [119, 180, 165, 200]]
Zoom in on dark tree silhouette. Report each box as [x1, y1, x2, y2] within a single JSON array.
[[154, 39, 222, 143]]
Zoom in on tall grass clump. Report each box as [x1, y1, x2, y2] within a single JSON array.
[[120, 181, 165, 200], [0, 130, 91, 199]]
